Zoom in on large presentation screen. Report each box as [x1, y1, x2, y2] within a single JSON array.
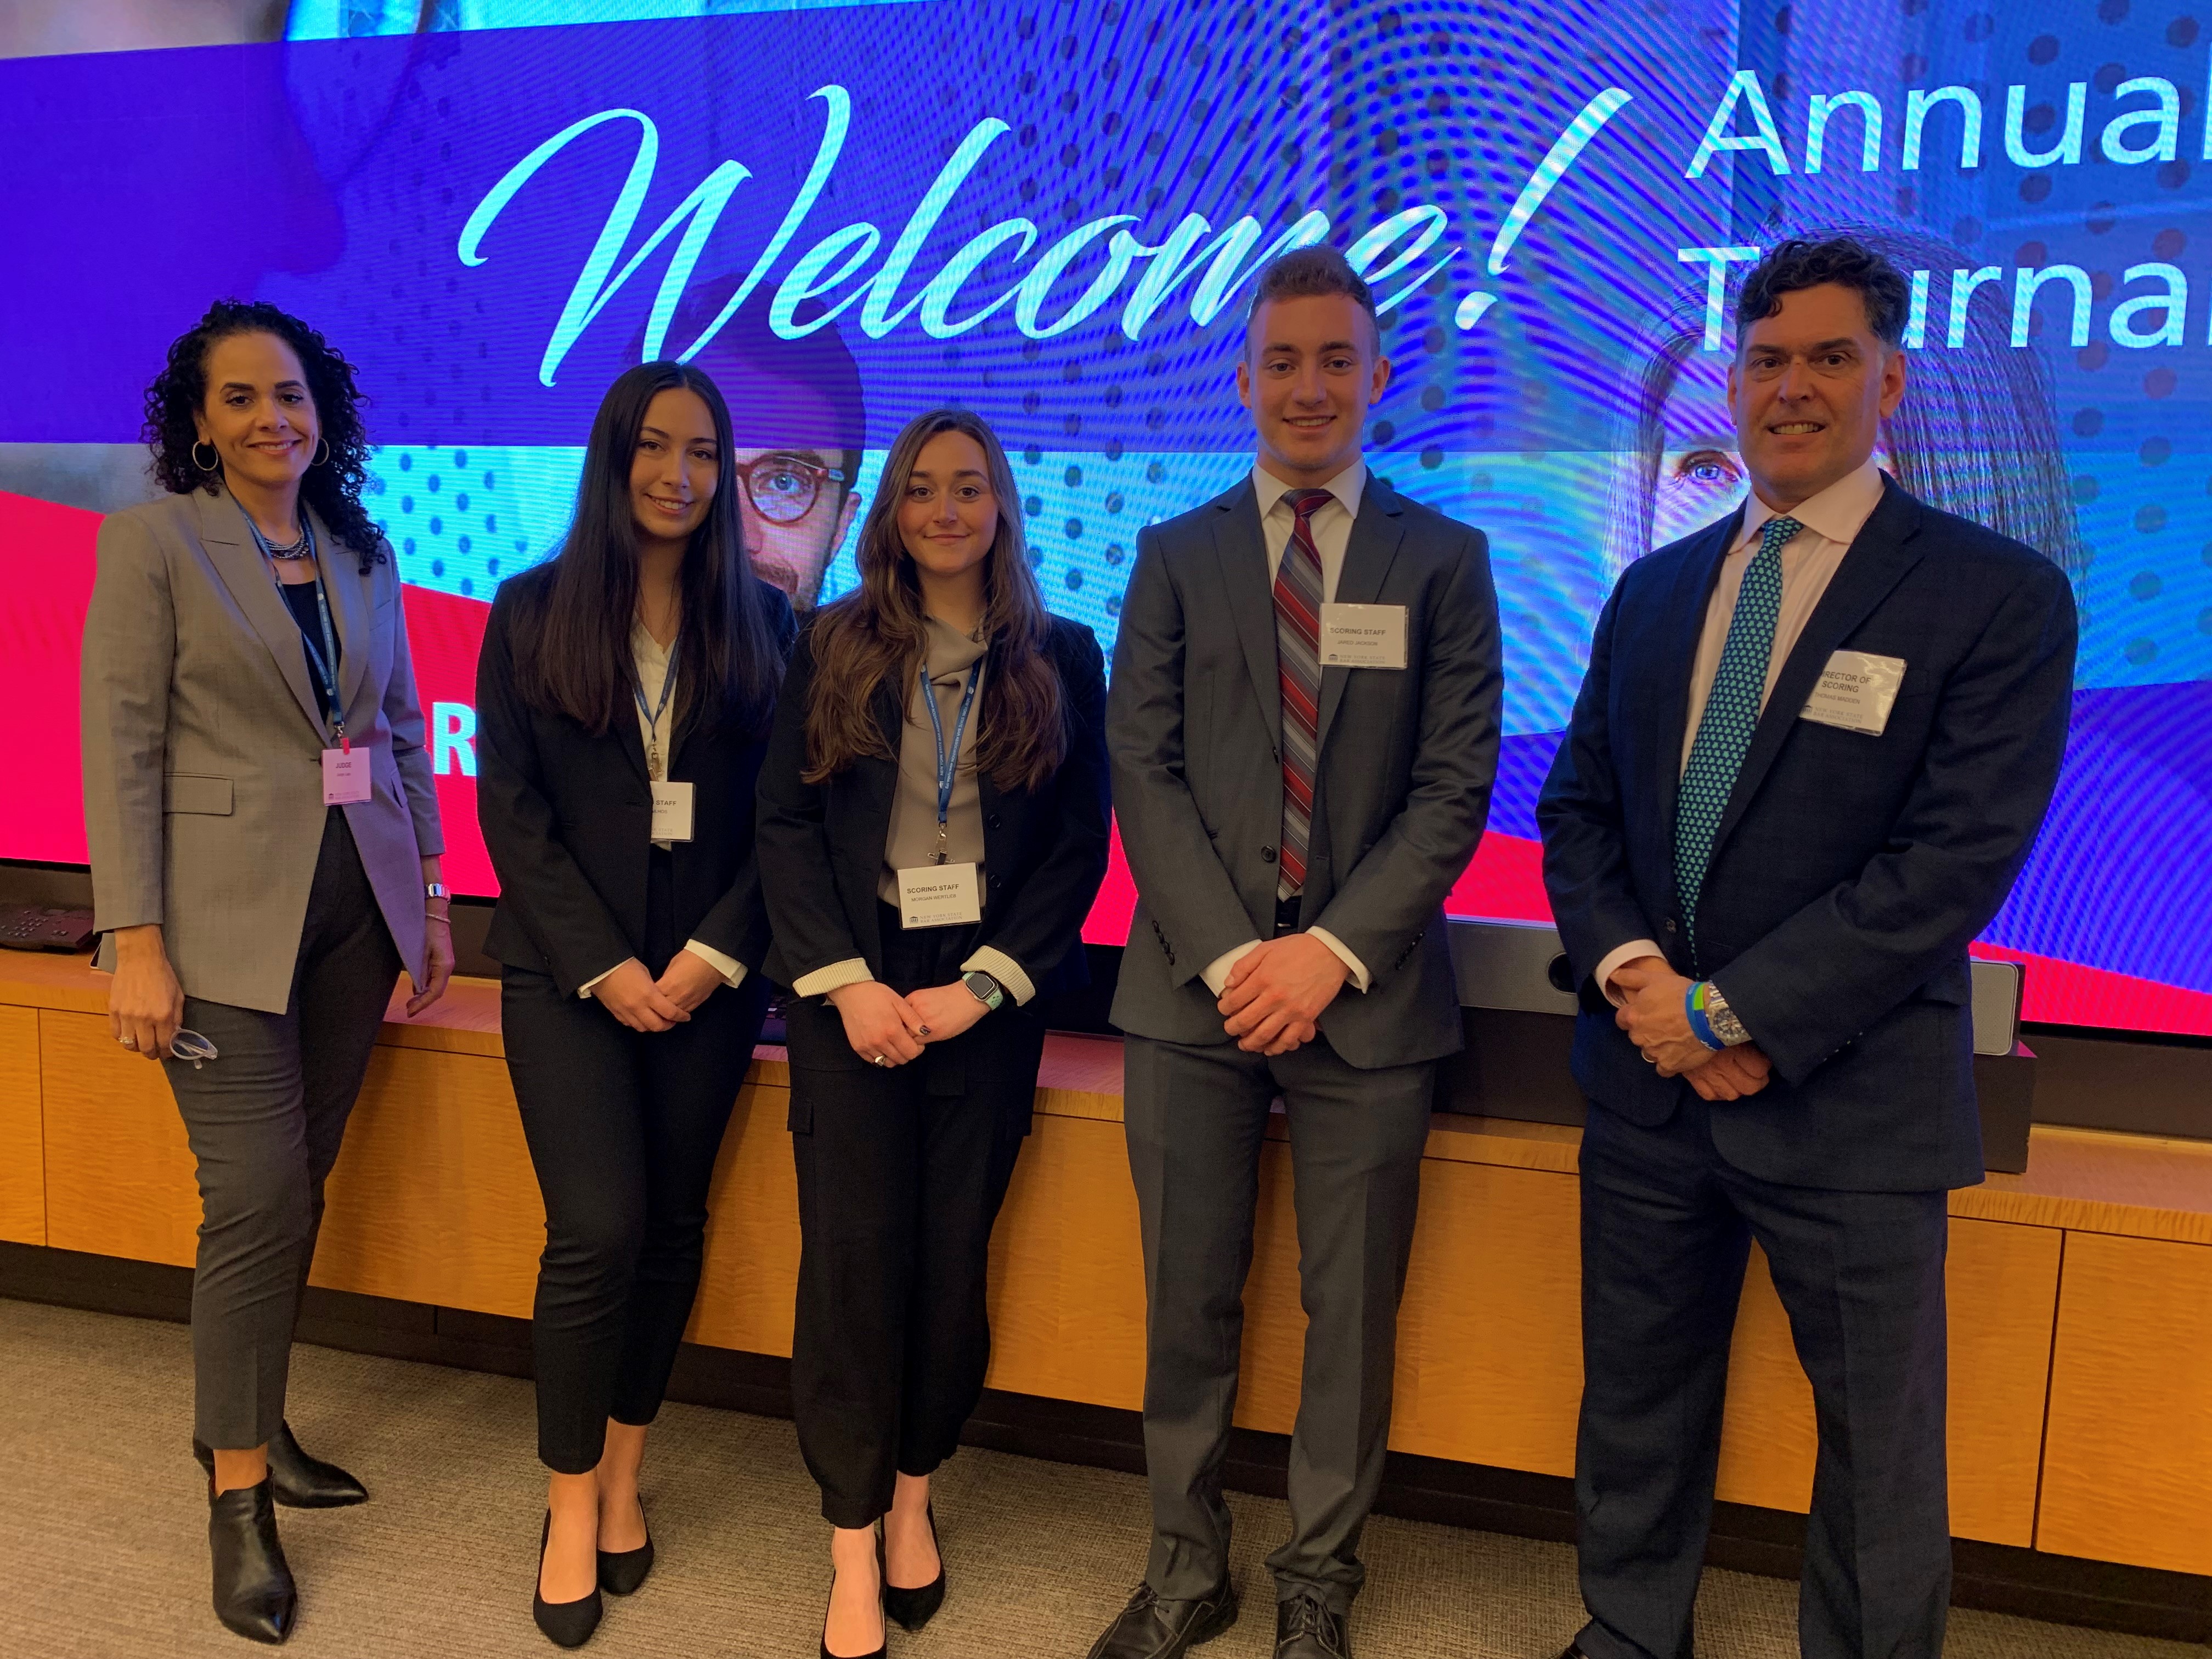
[[1, 1, 2207, 1036]]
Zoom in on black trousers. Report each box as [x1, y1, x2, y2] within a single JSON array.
[[165, 809, 402, 1449], [1573, 1093, 1951, 1659], [503, 849, 772, 1474], [785, 904, 1043, 1528]]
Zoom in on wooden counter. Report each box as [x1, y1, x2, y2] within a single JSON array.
[[3, 953, 2209, 1578]]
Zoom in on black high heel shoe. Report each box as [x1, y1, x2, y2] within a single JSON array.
[[533, 1512, 603, 1649], [882, 1502, 946, 1632], [596, 1496, 654, 1596], [819, 1531, 885, 1659], [195, 1423, 368, 1509], [207, 1477, 296, 1645]]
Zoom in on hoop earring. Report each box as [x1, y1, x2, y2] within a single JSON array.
[[191, 441, 221, 473], [310, 437, 330, 467]]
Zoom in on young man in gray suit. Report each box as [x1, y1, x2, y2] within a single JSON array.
[[1093, 246, 1503, 1659]]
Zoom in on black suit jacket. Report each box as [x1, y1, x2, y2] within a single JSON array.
[[1537, 478, 2076, 1192], [755, 614, 1111, 1001], [476, 564, 797, 994]]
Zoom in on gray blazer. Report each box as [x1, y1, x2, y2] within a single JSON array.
[[1107, 474, 1503, 1069], [81, 486, 444, 1014]]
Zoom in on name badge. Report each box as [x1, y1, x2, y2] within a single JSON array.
[[321, 747, 372, 805], [650, 781, 695, 842], [1801, 650, 1907, 736], [897, 862, 982, 929], [1318, 602, 1408, 668]]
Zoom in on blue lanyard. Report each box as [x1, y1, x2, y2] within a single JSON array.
[[631, 653, 678, 780], [922, 658, 984, 861], [246, 511, 346, 747]]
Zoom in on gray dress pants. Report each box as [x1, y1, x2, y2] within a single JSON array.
[[1122, 1032, 1435, 1615], [163, 810, 402, 1449]]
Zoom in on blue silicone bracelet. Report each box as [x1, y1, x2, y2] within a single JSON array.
[[1684, 983, 1726, 1051]]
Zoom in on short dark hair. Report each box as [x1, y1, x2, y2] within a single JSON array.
[[1736, 236, 1911, 348], [1245, 244, 1378, 344]]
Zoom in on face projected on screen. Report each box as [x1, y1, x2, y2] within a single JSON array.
[[733, 446, 860, 611]]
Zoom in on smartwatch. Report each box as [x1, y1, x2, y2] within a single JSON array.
[[961, 970, 1004, 1012]]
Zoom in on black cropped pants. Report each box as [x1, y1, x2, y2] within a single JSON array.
[[785, 905, 1045, 1528], [502, 849, 771, 1474]]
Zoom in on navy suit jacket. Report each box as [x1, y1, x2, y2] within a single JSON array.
[[1537, 477, 2076, 1192]]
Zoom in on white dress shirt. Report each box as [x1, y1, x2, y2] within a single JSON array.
[[1199, 460, 1375, 1000], [577, 620, 747, 998], [1595, 460, 1886, 1003]]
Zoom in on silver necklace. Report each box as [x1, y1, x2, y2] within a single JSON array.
[[262, 523, 314, 561]]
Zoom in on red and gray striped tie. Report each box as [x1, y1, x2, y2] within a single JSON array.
[[1274, 488, 1333, 901]]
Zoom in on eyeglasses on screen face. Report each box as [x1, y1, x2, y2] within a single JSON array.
[[733, 454, 847, 524]]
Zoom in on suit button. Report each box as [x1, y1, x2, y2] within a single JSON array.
[[1261, 845, 1277, 863], [1664, 919, 1679, 934], [987, 814, 1003, 830]]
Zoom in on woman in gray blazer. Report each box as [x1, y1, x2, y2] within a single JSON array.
[[81, 300, 453, 1646]]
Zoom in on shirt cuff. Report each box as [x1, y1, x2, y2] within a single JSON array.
[[1200, 939, 1263, 998], [577, 958, 635, 1000], [682, 940, 748, 989], [960, 945, 1037, 1007], [1593, 939, 1667, 1007], [792, 957, 874, 1000], [1306, 926, 1370, 992]]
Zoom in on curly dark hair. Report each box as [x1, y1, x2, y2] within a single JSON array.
[[143, 300, 385, 572], [1735, 236, 1912, 347]]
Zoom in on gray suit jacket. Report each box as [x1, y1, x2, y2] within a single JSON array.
[[82, 486, 444, 1014], [1107, 474, 1503, 1069]]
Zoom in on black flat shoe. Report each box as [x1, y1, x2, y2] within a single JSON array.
[[882, 1500, 946, 1632], [596, 1496, 654, 1596], [534, 1513, 603, 1649], [819, 1533, 885, 1659], [194, 1423, 368, 1509], [208, 1478, 296, 1645]]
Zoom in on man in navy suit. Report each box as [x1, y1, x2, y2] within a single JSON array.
[[1536, 238, 2076, 1659]]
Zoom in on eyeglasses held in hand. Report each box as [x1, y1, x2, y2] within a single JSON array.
[[733, 454, 845, 525], [171, 1029, 218, 1069]]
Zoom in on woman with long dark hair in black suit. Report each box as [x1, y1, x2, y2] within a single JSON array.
[[476, 361, 793, 1647], [755, 408, 1111, 1659]]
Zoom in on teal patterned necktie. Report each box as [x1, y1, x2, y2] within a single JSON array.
[[1674, 514, 1803, 961]]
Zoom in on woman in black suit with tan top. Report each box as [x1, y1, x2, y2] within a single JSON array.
[[476, 361, 793, 1647], [755, 407, 1111, 1659]]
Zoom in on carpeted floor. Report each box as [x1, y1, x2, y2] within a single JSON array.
[[0, 1297, 2192, 1659]]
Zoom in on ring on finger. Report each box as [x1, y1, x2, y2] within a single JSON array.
[[871, 1053, 889, 1067], [119, 1036, 137, 1050]]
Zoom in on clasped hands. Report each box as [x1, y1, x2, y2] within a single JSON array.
[[1610, 956, 1772, 1102], [827, 977, 991, 1065], [588, 950, 731, 1033], [1218, 933, 1349, 1056]]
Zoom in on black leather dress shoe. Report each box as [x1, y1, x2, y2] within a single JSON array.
[[596, 1497, 653, 1596], [208, 1479, 296, 1645], [882, 1501, 945, 1632], [1085, 1578, 1239, 1659], [194, 1423, 368, 1509], [1275, 1592, 1351, 1658]]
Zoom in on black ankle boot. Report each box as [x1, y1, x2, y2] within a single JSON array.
[[208, 1479, 296, 1645], [195, 1423, 368, 1509], [534, 1513, 603, 1649], [882, 1502, 945, 1632]]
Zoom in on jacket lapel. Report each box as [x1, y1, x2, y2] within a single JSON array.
[[1651, 509, 1741, 879], [192, 488, 326, 738], [1210, 482, 1282, 752], [1312, 481, 1406, 758], [1708, 478, 1926, 858]]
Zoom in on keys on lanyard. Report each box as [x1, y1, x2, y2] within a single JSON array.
[[923, 659, 984, 864], [634, 652, 695, 842], [631, 659, 678, 781]]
